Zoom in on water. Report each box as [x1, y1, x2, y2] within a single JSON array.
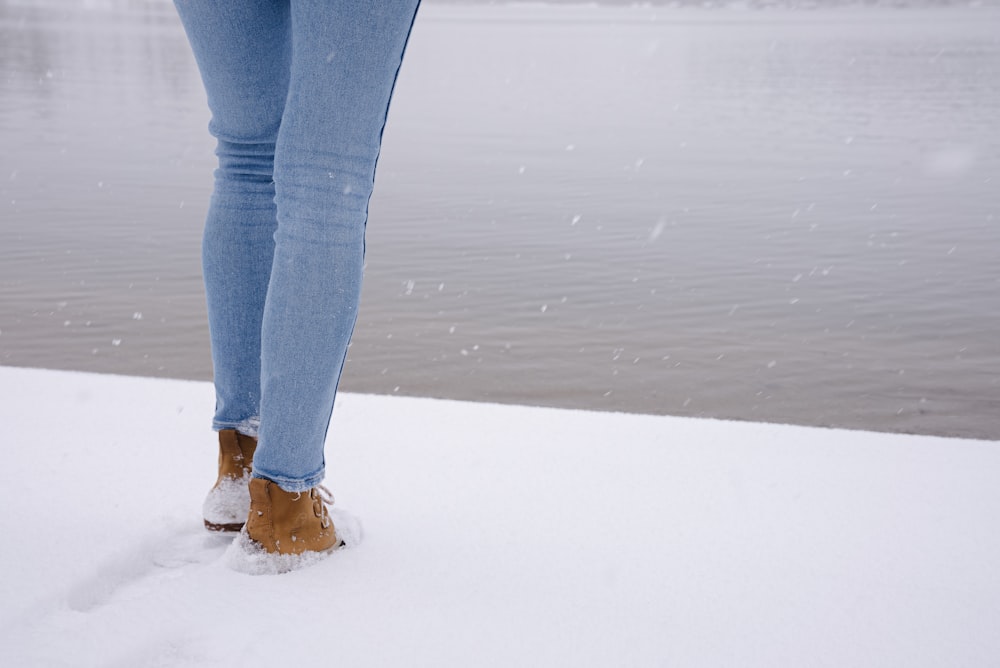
[[2, 1, 998, 439]]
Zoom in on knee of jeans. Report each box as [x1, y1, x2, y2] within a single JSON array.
[[213, 138, 277, 185], [274, 168, 373, 239], [275, 207, 368, 247]]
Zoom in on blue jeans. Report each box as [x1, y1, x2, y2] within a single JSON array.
[[174, 0, 420, 491]]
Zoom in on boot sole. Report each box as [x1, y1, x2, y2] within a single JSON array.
[[204, 519, 245, 532]]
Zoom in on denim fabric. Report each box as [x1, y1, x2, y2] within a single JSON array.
[[174, 0, 420, 491]]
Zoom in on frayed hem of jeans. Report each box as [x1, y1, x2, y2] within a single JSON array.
[[213, 417, 260, 438], [251, 469, 324, 494]]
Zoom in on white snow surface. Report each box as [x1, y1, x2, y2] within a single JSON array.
[[0, 366, 997, 666]]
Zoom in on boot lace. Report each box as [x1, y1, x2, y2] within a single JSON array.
[[311, 485, 335, 528]]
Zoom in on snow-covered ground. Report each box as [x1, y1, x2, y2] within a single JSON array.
[[1, 365, 997, 666]]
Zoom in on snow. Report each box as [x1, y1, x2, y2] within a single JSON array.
[[225, 510, 362, 577], [1, 365, 998, 666]]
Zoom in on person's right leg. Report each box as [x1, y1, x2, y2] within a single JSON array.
[[252, 0, 421, 492]]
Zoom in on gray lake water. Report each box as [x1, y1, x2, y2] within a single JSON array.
[[2, 0, 998, 439]]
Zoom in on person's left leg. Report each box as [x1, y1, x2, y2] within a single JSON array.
[[172, 0, 293, 531], [174, 0, 291, 440]]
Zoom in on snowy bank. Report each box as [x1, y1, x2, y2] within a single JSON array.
[[0, 366, 997, 666]]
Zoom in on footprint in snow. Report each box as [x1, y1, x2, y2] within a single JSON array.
[[66, 521, 231, 612]]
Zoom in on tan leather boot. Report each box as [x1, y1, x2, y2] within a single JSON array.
[[203, 429, 257, 532], [245, 477, 341, 555]]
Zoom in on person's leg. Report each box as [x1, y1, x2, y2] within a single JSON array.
[[173, 0, 292, 438], [252, 0, 421, 492], [174, 0, 292, 531]]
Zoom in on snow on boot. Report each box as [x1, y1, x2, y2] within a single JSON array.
[[203, 429, 257, 532], [227, 477, 349, 574]]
